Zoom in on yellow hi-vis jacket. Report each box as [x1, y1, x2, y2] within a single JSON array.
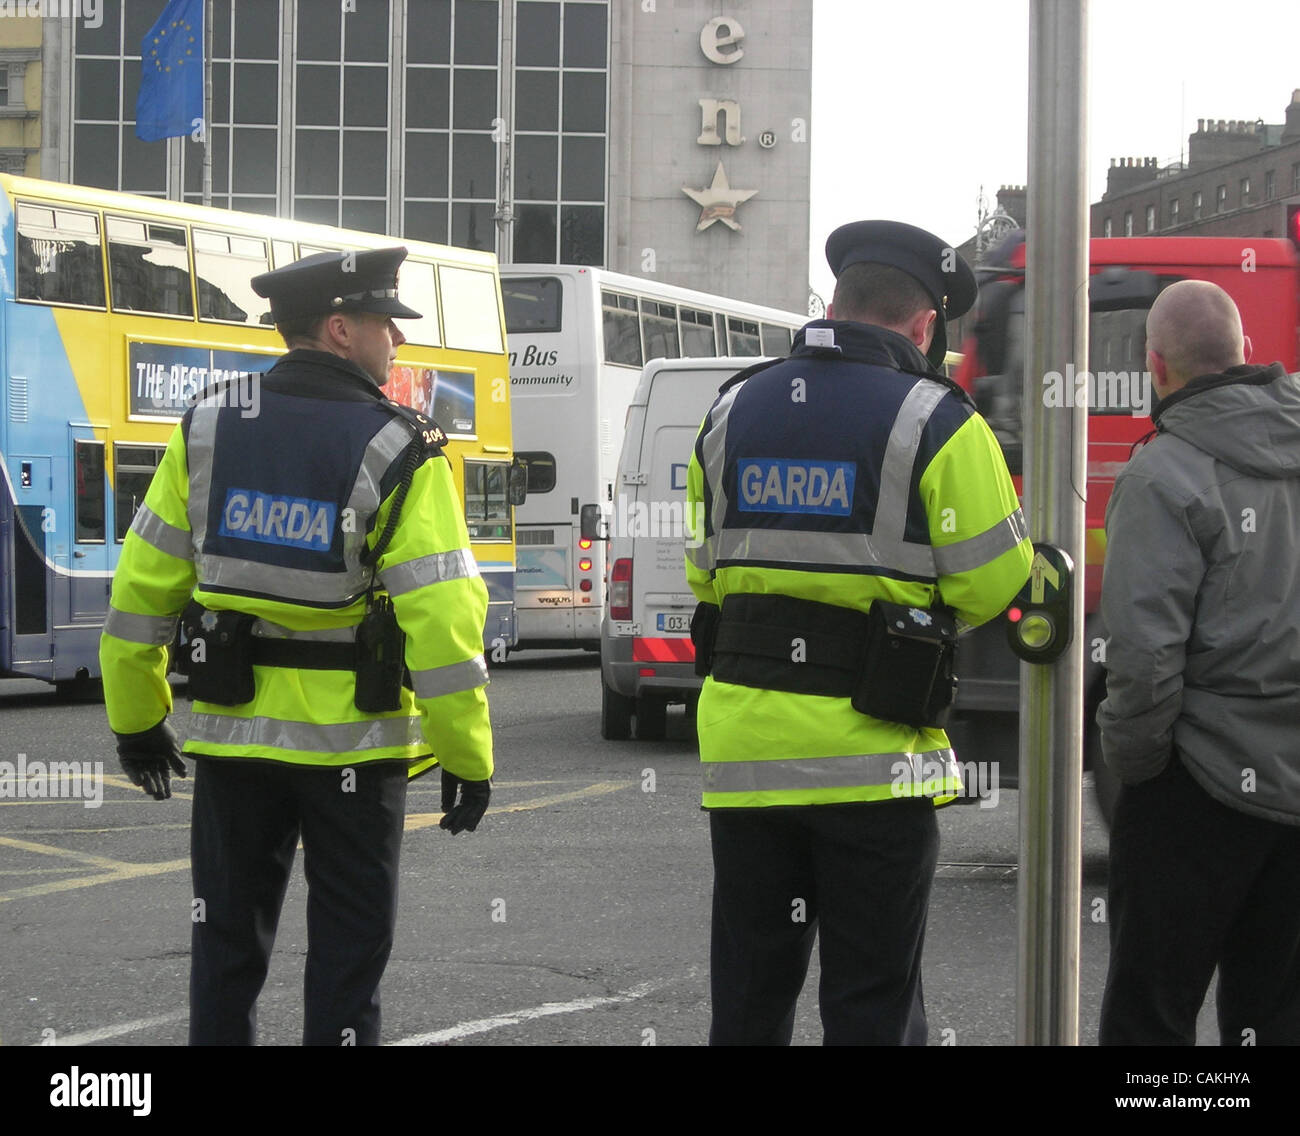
[[686, 322, 1031, 809], [99, 352, 493, 783]]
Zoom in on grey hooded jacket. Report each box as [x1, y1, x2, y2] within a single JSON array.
[[1097, 361, 1300, 825]]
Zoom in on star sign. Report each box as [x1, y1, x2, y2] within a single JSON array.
[[682, 161, 757, 232]]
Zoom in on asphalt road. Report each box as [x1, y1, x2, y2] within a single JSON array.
[[0, 651, 1217, 1052]]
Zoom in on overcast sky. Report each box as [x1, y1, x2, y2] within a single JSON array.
[[808, 0, 1300, 305]]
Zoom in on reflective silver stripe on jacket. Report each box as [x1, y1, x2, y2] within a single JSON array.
[[685, 538, 712, 573], [872, 380, 949, 548], [699, 382, 746, 572], [933, 509, 1029, 576], [698, 375, 951, 579], [409, 654, 489, 699], [380, 548, 479, 597], [188, 712, 424, 752], [130, 505, 194, 561], [250, 619, 357, 642], [702, 747, 960, 794], [186, 395, 221, 548], [103, 607, 178, 646], [188, 399, 413, 605], [711, 527, 937, 579]]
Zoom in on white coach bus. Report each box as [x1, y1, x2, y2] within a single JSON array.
[[501, 265, 805, 650]]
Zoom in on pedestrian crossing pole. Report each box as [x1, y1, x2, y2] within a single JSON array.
[[1017, 0, 1089, 1045]]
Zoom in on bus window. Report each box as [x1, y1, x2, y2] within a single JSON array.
[[107, 218, 193, 317], [272, 239, 297, 268], [503, 277, 563, 333], [16, 204, 106, 308], [602, 290, 642, 367], [114, 444, 166, 541], [760, 323, 793, 356], [642, 300, 681, 360], [464, 459, 510, 541], [400, 260, 442, 347], [727, 316, 761, 356], [680, 307, 717, 357], [439, 265, 504, 353], [299, 244, 348, 258], [194, 229, 272, 324], [1089, 308, 1152, 414], [517, 451, 556, 494], [75, 440, 106, 543]]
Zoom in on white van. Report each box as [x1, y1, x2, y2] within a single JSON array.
[[599, 357, 766, 739]]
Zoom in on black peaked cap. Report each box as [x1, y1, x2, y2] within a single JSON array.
[[825, 220, 977, 368], [251, 246, 423, 324]]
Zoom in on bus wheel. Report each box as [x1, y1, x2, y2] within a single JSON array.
[[635, 695, 667, 741], [1088, 726, 1120, 829], [601, 681, 634, 740]]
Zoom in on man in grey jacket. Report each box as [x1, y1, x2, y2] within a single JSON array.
[[1098, 279, 1300, 1046]]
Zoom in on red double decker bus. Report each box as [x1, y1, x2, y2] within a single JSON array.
[[949, 226, 1300, 821]]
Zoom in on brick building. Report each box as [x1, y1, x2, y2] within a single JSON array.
[[1092, 89, 1300, 241]]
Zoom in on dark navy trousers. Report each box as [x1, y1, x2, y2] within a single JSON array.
[[709, 798, 939, 1046], [188, 756, 407, 1046]]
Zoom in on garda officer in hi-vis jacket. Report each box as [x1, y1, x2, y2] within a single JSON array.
[[687, 221, 1032, 1045], [101, 247, 493, 1046]]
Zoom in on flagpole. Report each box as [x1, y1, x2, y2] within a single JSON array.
[[202, 0, 213, 207]]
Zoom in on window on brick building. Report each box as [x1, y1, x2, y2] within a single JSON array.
[[1293, 162, 1300, 194], [1216, 185, 1226, 212], [1123, 211, 1132, 236], [1240, 177, 1250, 205], [1265, 170, 1275, 199], [1145, 205, 1155, 232], [1170, 199, 1180, 225], [1103, 217, 1112, 237], [1193, 191, 1203, 219]]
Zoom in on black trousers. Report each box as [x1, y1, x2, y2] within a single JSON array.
[[189, 756, 408, 1046], [708, 798, 938, 1046], [1100, 752, 1300, 1046]]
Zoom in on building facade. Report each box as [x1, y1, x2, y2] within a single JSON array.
[[0, 6, 42, 175], [1093, 90, 1300, 242], [0, 0, 811, 312]]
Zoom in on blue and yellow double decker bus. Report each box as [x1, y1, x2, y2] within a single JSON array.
[[0, 173, 520, 688]]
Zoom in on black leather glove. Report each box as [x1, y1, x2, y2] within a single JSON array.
[[115, 719, 187, 801], [440, 770, 491, 834]]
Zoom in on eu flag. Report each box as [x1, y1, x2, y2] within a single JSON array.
[[135, 0, 204, 142]]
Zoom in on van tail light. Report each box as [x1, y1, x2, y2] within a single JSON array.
[[610, 558, 633, 621]]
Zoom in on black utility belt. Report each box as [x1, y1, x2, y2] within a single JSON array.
[[691, 593, 958, 729], [180, 599, 409, 713]]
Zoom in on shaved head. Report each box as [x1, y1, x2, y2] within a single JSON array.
[[1146, 280, 1246, 394]]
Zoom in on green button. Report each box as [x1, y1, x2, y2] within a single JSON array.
[[1019, 613, 1054, 649]]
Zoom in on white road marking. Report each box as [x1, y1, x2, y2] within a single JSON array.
[[41, 1009, 187, 1046], [390, 980, 664, 1046]]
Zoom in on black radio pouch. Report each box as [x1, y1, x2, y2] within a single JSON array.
[[354, 592, 407, 713], [691, 602, 720, 677], [353, 430, 425, 713], [181, 600, 256, 705], [852, 601, 959, 729]]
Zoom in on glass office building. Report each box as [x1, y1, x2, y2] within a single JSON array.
[[22, 0, 811, 311], [69, 0, 608, 263]]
